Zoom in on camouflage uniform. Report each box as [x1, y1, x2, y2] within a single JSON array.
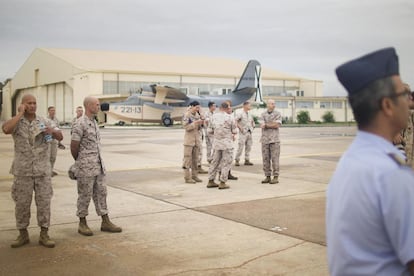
[[235, 110, 255, 162], [10, 116, 53, 229], [208, 111, 238, 182], [47, 116, 59, 172], [71, 116, 108, 218], [204, 110, 215, 162], [402, 110, 414, 168], [182, 110, 201, 179], [198, 127, 204, 166], [71, 116, 80, 134], [259, 110, 282, 177]]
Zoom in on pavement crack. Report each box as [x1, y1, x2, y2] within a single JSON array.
[[164, 241, 307, 276]]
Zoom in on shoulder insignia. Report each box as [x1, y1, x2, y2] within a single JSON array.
[[388, 153, 408, 167]]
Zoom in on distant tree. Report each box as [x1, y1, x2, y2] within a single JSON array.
[[297, 110, 310, 124], [322, 111, 335, 123]]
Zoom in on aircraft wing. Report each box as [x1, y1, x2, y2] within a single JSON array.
[[151, 85, 188, 104], [139, 94, 186, 104]]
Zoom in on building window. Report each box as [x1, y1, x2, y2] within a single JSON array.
[[275, 101, 288, 108], [332, 102, 343, 109], [296, 101, 314, 109], [320, 101, 331, 108]]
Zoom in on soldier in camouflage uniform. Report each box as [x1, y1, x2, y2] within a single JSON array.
[[204, 101, 216, 163], [235, 101, 255, 166], [197, 110, 208, 174], [207, 102, 238, 189], [259, 99, 282, 184], [72, 106, 84, 124], [47, 106, 60, 176], [71, 96, 122, 236], [2, 94, 63, 248], [182, 101, 204, 183]]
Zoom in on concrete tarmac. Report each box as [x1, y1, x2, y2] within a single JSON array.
[[0, 125, 356, 275]]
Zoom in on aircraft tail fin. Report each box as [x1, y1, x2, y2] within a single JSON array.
[[233, 60, 263, 103]]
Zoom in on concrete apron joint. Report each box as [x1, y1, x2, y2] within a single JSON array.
[[164, 241, 307, 275]]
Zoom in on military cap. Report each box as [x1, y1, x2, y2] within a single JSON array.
[[189, 101, 200, 106], [336, 47, 399, 95]]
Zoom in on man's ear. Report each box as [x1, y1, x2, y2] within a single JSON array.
[[380, 97, 394, 117]]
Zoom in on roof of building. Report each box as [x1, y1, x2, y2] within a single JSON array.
[[39, 48, 308, 81]]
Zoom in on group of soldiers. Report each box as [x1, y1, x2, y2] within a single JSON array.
[[2, 95, 121, 249], [182, 99, 282, 189]]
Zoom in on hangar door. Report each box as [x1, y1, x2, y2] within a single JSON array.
[[14, 82, 73, 123], [46, 83, 73, 123]]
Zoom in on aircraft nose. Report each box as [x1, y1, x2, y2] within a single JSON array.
[[101, 103, 110, 111]]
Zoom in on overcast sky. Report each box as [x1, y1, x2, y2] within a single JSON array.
[[1, 0, 413, 96]]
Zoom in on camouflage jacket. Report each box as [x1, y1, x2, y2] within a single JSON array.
[[259, 109, 282, 144], [71, 116, 105, 177], [235, 110, 255, 134], [10, 115, 51, 176], [402, 110, 414, 167], [208, 111, 238, 150]]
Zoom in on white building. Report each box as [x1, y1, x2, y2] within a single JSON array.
[[1, 48, 351, 123]]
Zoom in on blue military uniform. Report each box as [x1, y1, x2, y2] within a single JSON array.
[[327, 131, 414, 275], [327, 47, 414, 275]]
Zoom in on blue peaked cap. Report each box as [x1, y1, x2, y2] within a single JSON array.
[[335, 47, 399, 95]]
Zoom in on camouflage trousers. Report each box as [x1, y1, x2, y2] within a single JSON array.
[[208, 148, 233, 182], [12, 176, 53, 229], [206, 134, 214, 162], [50, 141, 58, 170], [198, 135, 204, 166], [76, 174, 108, 218], [262, 142, 280, 177], [235, 131, 252, 161]]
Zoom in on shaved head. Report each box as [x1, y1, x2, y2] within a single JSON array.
[[83, 96, 97, 108], [21, 94, 35, 104], [266, 99, 275, 111], [83, 96, 100, 117], [20, 93, 37, 117]]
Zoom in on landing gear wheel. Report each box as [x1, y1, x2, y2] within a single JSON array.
[[162, 117, 172, 126]]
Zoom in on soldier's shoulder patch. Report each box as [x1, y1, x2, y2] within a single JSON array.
[[388, 153, 409, 167]]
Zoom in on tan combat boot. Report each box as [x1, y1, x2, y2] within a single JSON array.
[[101, 214, 122, 233], [197, 165, 208, 174], [218, 181, 230, 190], [184, 169, 196, 183], [206, 179, 219, 188], [39, 227, 55, 248], [192, 176, 202, 182], [11, 229, 30, 248], [228, 172, 238, 180], [78, 217, 93, 236], [270, 176, 279, 184], [244, 160, 253, 166], [261, 176, 271, 184]]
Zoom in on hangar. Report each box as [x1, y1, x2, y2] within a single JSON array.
[[1, 48, 351, 123]]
